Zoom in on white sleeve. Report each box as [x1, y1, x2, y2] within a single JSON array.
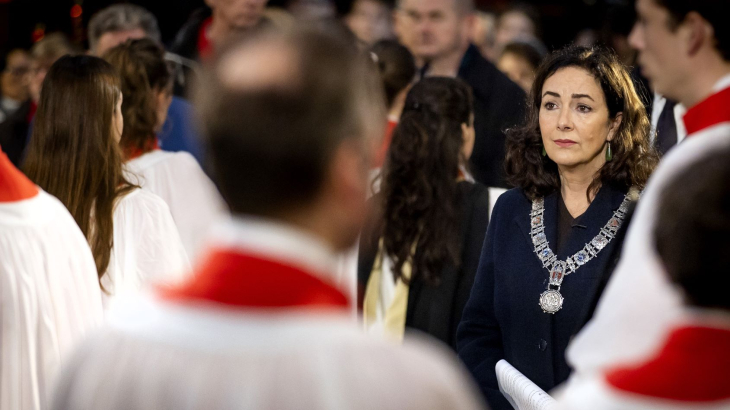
[[106, 189, 191, 306]]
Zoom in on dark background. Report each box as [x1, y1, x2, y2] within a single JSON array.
[[0, 0, 632, 57]]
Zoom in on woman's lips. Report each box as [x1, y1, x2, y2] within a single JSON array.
[[554, 139, 577, 148]]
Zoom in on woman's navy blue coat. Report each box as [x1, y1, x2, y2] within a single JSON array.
[[456, 185, 628, 409]]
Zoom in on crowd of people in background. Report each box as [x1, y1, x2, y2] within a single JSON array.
[[1, 0, 729, 409]]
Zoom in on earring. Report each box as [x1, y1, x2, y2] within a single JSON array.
[[541, 146, 547, 157], [605, 143, 613, 162]]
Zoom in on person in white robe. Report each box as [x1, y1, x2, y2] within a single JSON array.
[[558, 141, 730, 410], [103, 39, 227, 261], [0, 147, 103, 410], [51, 27, 485, 410], [566, 0, 730, 375], [22, 55, 191, 312]]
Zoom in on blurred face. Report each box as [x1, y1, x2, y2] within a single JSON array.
[[539, 67, 621, 173], [498, 51, 535, 93], [1, 52, 32, 101], [629, 0, 689, 100], [345, 0, 394, 45], [112, 93, 124, 142], [208, 0, 268, 31], [395, 0, 469, 62], [495, 11, 534, 48], [94, 28, 147, 56]]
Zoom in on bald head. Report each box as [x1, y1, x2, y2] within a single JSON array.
[[196, 26, 384, 221]]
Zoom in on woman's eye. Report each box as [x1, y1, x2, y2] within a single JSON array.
[[544, 102, 557, 110], [577, 104, 592, 113]]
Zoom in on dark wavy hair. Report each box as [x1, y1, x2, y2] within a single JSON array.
[[103, 38, 172, 158], [505, 45, 658, 200], [381, 77, 473, 285], [24, 55, 136, 286]]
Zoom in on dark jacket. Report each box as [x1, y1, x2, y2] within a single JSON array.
[[458, 45, 526, 189], [358, 181, 490, 350], [456, 185, 628, 409]]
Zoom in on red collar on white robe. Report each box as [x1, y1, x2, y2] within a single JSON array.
[[606, 325, 730, 402], [159, 217, 349, 311], [0, 147, 38, 202], [683, 85, 730, 136]]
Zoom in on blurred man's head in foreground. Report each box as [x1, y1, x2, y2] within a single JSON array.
[[196, 25, 384, 250], [655, 144, 730, 311]]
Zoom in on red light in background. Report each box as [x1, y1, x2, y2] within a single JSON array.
[[70, 4, 82, 18]]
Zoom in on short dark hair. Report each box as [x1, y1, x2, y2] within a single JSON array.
[[654, 144, 730, 310], [505, 45, 659, 200], [196, 26, 383, 217], [655, 0, 730, 61], [370, 40, 416, 108]]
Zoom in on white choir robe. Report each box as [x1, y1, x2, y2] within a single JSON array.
[[557, 312, 730, 410], [126, 150, 227, 260], [51, 217, 485, 410], [566, 75, 730, 374], [0, 149, 103, 410], [102, 187, 191, 310]]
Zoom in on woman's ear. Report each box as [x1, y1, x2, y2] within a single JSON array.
[[608, 112, 623, 142]]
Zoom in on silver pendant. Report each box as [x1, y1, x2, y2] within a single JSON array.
[[539, 289, 564, 314]]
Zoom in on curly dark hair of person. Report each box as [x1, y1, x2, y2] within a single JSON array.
[[24, 55, 136, 288], [505, 45, 659, 201], [380, 77, 473, 285], [103, 38, 172, 159]]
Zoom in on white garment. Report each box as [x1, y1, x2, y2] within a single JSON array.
[[566, 77, 730, 374], [102, 188, 191, 310], [51, 217, 485, 410], [126, 150, 227, 260], [0, 191, 103, 410]]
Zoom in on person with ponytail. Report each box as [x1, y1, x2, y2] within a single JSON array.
[[358, 77, 490, 350], [103, 38, 226, 260], [24, 55, 190, 309]]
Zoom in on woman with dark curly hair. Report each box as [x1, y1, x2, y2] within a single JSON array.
[[358, 77, 490, 350], [456, 45, 658, 409]]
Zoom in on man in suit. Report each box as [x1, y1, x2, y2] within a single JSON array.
[[567, 0, 730, 378], [395, 0, 525, 188], [50, 26, 484, 410]]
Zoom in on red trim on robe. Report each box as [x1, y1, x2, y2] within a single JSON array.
[[197, 17, 214, 62], [683, 86, 730, 136], [125, 139, 160, 161], [373, 119, 398, 168], [160, 250, 350, 310], [0, 147, 38, 202], [606, 326, 730, 402]]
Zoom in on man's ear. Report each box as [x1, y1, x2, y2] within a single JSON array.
[[683, 11, 712, 57]]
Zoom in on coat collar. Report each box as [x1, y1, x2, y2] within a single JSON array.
[[516, 185, 627, 260]]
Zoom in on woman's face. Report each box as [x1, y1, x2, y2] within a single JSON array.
[[539, 66, 621, 173], [497, 51, 535, 93], [112, 93, 124, 143]]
